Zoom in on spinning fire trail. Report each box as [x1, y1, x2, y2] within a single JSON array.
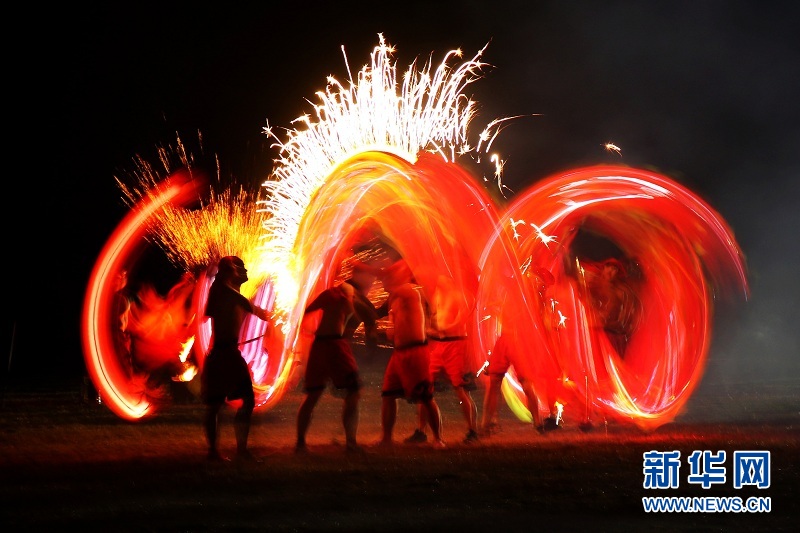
[[82, 35, 748, 429]]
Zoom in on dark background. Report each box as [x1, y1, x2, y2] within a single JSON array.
[[6, 1, 799, 399]]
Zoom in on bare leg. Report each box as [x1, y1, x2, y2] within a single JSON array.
[[454, 386, 478, 434], [380, 396, 398, 444], [481, 374, 503, 434], [296, 390, 323, 450], [416, 403, 426, 432], [343, 388, 361, 449], [423, 398, 444, 444], [204, 403, 222, 454], [403, 403, 428, 443], [234, 395, 255, 454]]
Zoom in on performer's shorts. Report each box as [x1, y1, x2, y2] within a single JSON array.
[[486, 335, 534, 382], [429, 337, 476, 391], [201, 345, 255, 405], [303, 336, 362, 394], [381, 343, 434, 403]]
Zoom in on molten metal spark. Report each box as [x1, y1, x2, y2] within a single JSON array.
[[603, 142, 622, 156], [476, 359, 490, 378]]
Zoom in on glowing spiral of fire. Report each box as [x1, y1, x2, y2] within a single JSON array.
[[475, 165, 749, 430], [81, 172, 204, 421]]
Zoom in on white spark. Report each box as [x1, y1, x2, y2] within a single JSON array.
[[529, 222, 557, 248], [603, 142, 622, 156]]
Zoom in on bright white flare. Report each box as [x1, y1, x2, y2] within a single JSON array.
[[257, 34, 502, 311]]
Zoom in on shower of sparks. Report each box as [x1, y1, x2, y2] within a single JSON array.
[[145, 187, 265, 293], [257, 34, 505, 311], [115, 136, 265, 296], [115, 133, 197, 208]]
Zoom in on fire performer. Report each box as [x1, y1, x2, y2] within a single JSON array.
[[582, 257, 639, 358], [376, 259, 446, 449], [201, 256, 271, 463], [480, 267, 559, 435], [405, 273, 480, 445], [295, 262, 380, 454]]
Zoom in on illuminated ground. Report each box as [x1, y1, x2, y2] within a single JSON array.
[[1, 350, 797, 531]]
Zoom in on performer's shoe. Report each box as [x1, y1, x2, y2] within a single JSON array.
[[207, 450, 230, 462], [235, 449, 263, 463], [294, 443, 310, 455], [371, 439, 394, 450], [479, 422, 501, 437], [463, 429, 479, 444], [346, 444, 368, 455], [404, 429, 428, 443], [543, 416, 562, 432]]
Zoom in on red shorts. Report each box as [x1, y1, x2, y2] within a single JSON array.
[[429, 337, 476, 390], [381, 343, 434, 402], [486, 335, 534, 381], [303, 336, 361, 393]]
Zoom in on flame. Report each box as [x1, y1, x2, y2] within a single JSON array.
[[179, 338, 194, 363], [82, 172, 204, 420]]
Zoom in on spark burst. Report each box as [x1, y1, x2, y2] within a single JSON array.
[[146, 188, 264, 292], [257, 34, 503, 310], [115, 137, 265, 296]]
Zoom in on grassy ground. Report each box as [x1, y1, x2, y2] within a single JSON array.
[[1, 354, 798, 532]]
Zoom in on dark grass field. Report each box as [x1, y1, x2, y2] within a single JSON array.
[[2, 354, 798, 532]]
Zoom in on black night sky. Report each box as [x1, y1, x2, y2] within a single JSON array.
[[7, 1, 799, 394]]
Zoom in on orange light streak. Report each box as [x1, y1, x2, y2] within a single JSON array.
[[81, 172, 204, 421]]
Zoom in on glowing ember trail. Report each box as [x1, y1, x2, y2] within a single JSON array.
[[81, 172, 205, 421], [475, 165, 749, 430]]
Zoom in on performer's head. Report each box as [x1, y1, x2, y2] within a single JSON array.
[[348, 261, 378, 293], [380, 258, 414, 294], [217, 255, 248, 284]]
